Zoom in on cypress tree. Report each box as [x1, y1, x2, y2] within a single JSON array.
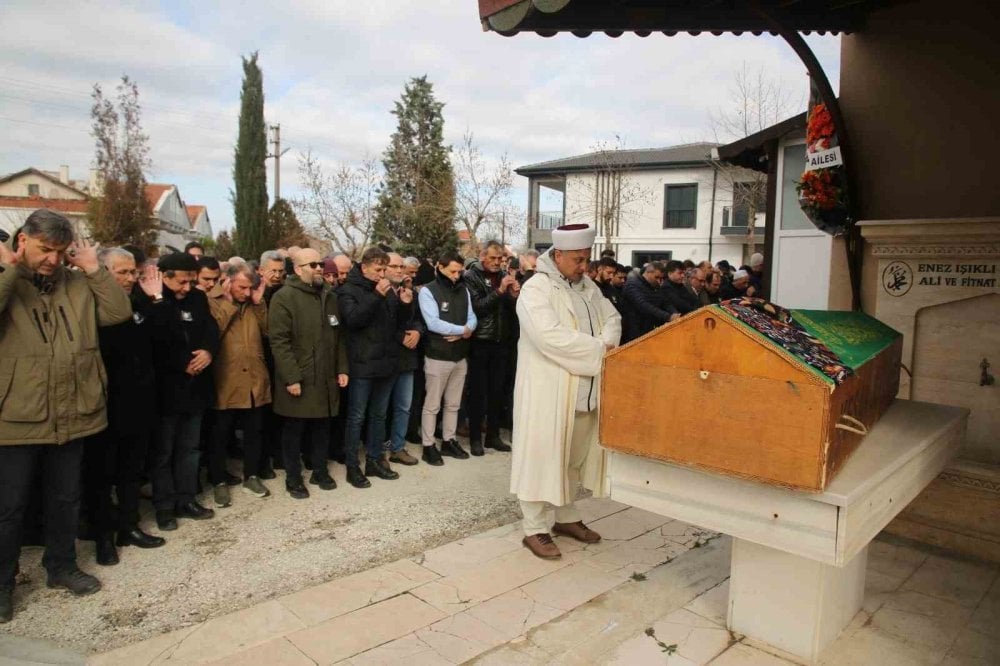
[[374, 76, 457, 259], [233, 52, 269, 259]]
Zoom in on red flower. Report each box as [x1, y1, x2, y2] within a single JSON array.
[[806, 103, 835, 147]]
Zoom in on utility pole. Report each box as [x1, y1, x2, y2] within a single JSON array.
[[267, 124, 290, 201]]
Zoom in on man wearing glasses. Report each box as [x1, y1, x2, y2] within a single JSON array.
[[268, 248, 349, 499]]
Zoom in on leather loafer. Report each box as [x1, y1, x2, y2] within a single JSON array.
[[441, 439, 469, 459], [522, 533, 561, 560], [309, 472, 337, 490], [553, 521, 601, 543], [117, 529, 166, 549], [485, 435, 512, 452], [155, 510, 178, 532], [346, 466, 372, 488], [286, 480, 310, 499], [95, 535, 119, 566], [176, 501, 214, 520], [365, 457, 399, 480], [422, 446, 444, 466], [46, 568, 101, 596], [470, 440, 485, 457]]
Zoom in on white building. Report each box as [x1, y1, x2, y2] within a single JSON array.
[[0, 166, 212, 253], [517, 142, 765, 268]]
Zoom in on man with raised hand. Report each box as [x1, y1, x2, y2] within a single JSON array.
[[0, 210, 131, 622]]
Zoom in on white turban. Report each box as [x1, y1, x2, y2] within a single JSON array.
[[551, 224, 596, 251]]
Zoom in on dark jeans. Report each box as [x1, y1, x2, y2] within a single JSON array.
[[211, 407, 264, 482], [344, 376, 395, 465], [407, 363, 426, 439], [0, 439, 85, 588], [467, 340, 510, 443], [152, 411, 204, 510], [388, 372, 414, 453], [282, 417, 330, 483], [83, 419, 150, 535]]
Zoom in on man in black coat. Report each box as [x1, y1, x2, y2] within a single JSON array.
[[463, 241, 518, 456], [149, 252, 219, 531], [338, 247, 409, 487], [83, 248, 166, 566], [594, 256, 624, 314], [621, 262, 679, 343], [661, 260, 702, 315]]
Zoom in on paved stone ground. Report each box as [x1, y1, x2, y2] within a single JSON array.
[[0, 440, 520, 655]]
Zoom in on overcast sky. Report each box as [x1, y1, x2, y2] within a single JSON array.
[[0, 1, 840, 234]]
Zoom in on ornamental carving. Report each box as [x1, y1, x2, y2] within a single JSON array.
[[871, 244, 1000, 258], [939, 470, 1000, 495]]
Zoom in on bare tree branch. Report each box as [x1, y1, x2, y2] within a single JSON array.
[[291, 150, 380, 259]]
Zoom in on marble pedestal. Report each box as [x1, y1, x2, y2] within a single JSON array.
[[606, 399, 967, 664]]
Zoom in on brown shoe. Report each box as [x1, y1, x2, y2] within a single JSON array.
[[389, 449, 419, 466], [522, 533, 562, 559], [553, 521, 601, 544]]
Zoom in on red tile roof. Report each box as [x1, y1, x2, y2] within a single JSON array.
[[145, 183, 173, 210], [185, 204, 206, 228], [0, 196, 90, 214]]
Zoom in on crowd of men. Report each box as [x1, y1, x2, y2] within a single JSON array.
[[0, 208, 764, 622]]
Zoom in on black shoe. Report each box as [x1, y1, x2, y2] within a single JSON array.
[[422, 445, 444, 466], [470, 440, 485, 457], [441, 439, 469, 459], [346, 466, 371, 488], [95, 535, 119, 566], [117, 528, 166, 549], [46, 568, 101, 596], [0, 587, 11, 623], [155, 509, 178, 532], [286, 479, 310, 499], [224, 472, 242, 487], [309, 471, 337, 490], [365, 457, 400, 480], [176, 501, 214, 520], [258, 465, 277, 481], [485, 434, 512, 452]]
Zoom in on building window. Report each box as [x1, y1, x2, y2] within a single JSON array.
[[632, 250, 672, 267], [27, 184, 39, 197], [663, 184, 697, 229]]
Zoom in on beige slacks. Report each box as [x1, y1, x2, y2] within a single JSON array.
[[421, 357, 468, 447], [520, 411, 597, 536]]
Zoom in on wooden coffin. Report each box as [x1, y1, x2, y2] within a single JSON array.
[[600, 304, 903, 492]]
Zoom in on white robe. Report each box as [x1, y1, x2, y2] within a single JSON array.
[[510, 252, 622, 506]]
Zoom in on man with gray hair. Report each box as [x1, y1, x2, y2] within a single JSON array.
[[82, 248, 166, 568], [0, 210, 131, 622], [207, 263, 271, 504]]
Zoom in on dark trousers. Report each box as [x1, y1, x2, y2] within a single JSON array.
[[211, 407, 264, 483], [344, 376, 395, 465], [0, 439, 85, 588], [262, 408, 282, 469], [152, 411, 204, 510], [282, 417, 330, 483], [467, 340, 510, 443], [83, 419, 150, 535], [328, 386, 347, 460], [407, 363, 426, 440]]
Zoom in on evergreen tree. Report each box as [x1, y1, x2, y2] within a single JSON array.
[[269, 198, 308, 248], [214, 230, 237, 260], [374, 76, 457, 259], [232, 52, 269, 260], [88, 76, 156, 251]]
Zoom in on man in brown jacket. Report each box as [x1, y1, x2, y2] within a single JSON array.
[[207, 263, 271, 505], [0, 210, 131, 623]]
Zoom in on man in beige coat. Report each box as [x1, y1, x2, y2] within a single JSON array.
[[207, 263, 271, 506], [511, 224, 622, 560], [0, 210, 132, 622]]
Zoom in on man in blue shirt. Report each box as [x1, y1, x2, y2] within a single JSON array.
[[417, 252, 477, 465]]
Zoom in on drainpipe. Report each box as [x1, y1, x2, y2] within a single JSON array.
[[708, 166, 718, 262]]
